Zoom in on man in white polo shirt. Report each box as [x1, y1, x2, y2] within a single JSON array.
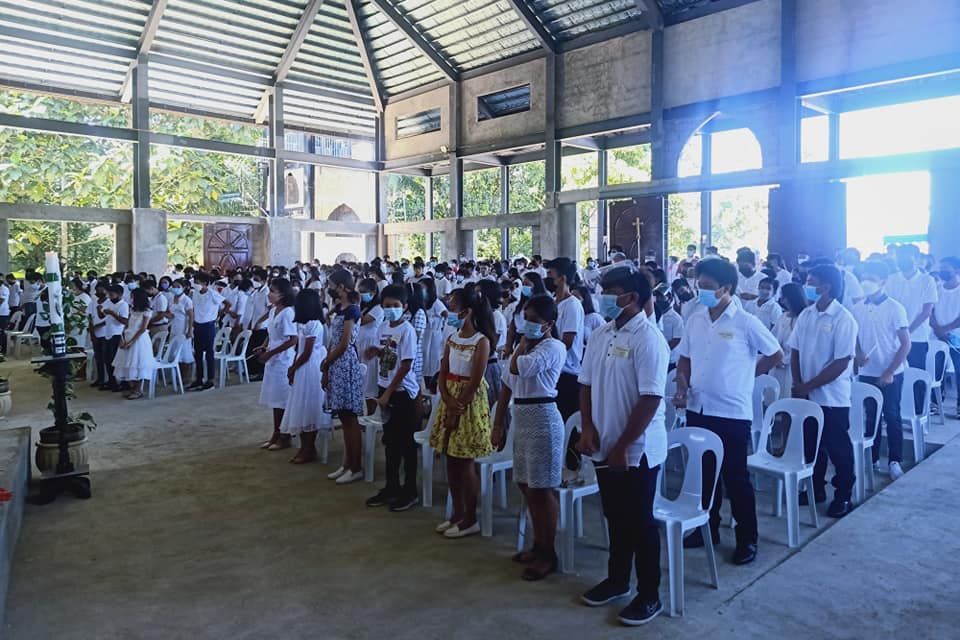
[[545, 257, 584, 422], [852, 260, 910, 481], [788, 263, 858, 518], [0, 275, 8, 355], [735, 249, 765, 301], [577, 266, 669, 626], [675, 258, 782, 566], [189, 272, 225, 391], [885, 244, 937, 407]]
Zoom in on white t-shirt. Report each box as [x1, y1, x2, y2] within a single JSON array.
[[775, 269, 793, 288], [842, 269, 864, 312], [492, 308, 507, 351], [0, 284, 8, 316], [7, 282, 20, 308], [243, 285, 269, 330], [556, 294, 584, 375], [266, 306, 297, 368], [852, 297, 908, 378], [677, 299, 781, 421], [933, 283, 960, 329], [658, 308, 683, 364], [885, 270, 938, 342], [88, 297, 107, 339], [579, 312, 670, 468], [149, 292, 169, 326], [503, 337, 566, 399], [102, 298, 129, 338], [744, 297, 783, 330], [377, 320, 419, 399], [737, 270, 765, 297], [583, 312, 605, 346], [787, 299, 858, 407], [192, 288, 225, 324]]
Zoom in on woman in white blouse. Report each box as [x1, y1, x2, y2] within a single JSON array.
[[770, 282, 809, 395]]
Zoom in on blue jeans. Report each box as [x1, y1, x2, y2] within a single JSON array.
[[193, 321, 216, 383], [859, 374, 904, 464]]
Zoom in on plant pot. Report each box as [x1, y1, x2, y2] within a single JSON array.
[[35, 424, 89, 474]]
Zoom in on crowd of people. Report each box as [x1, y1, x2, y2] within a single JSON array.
[[0, 239, 956, 626]]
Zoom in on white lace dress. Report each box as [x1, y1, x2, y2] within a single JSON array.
[[281, 320, 332, 434], [259, 306, 296, 409], [113, 310, 156, 381]]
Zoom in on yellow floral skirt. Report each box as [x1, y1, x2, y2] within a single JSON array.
[[429, 377, 493, 459]]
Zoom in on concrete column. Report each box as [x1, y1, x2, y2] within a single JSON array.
[[132, 55, 150, 209], [115, 223, 133, 272], [0, 218, 8, 274], [131, 208, 168, 276], [266, 216, 300, 266], [539, 203, 577, 259], [458, 224, 475, 260], [364, 234, 379, 262]]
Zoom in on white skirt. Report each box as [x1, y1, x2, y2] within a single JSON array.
[[280, 355, 332, 434], [259, 357, 291, 409], [113, 334, 156, 382]]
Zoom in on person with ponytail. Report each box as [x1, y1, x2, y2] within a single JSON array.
[[492, 294, 566, 581], [475, 279, 507, 407], [503, 271, 547, 359], [429, 285, 497, 538]]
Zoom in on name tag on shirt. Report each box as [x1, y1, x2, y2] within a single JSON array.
[[610, 345, 631, 358], [821, 322, 833, 333], [717, 330, 734, 340]]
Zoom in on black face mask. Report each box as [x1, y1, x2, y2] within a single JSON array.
[[654, 299, 671, 317], [327, 287, 339, 299], [676, 289, 694, 303], [544, 277, 557, 293]]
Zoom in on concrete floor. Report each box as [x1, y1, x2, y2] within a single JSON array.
[[1, 357, 957, 639]]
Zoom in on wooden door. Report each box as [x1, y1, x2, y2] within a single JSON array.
[[608, 196, 665, 263], [203, 223, 253, 271]]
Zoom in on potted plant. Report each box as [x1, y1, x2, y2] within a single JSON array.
[[33, 362, 96, 474]]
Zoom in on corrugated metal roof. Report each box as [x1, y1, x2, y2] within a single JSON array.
[[532, 0, 641, 41]]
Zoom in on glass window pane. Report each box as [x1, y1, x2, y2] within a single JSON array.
[[607, 144, 652, 184], [561, 150, 598, 191], [386, 174, 426, 222], [845, 172, 931, 256], [677, 134, 703, 177], [577, 201, 598, 266], [710, 186, 770, 258], [464, 167, 501, 217], [839, 95, 960, 159], [1, 89, 130, 126], [507, 226, 533, 260], [10, 220, 115, 274], [151, 145, 265, 216], [801, 116, 830, 163], [508, 161, 544, 212], [432, 174, 451, 219], [392, 233, 426, 259], [710, 128, 763, 174], [473, 228, 502, 260], [150, 111, 266, 145], [667, 193, 702, 259], [431, 231, 445, 260]]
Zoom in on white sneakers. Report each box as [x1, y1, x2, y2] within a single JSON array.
[[889, 461, 904, 480], [435, 520, 453, 534], [327, 467, 345, 480], [335, 470, 364, 485], [443, 522, 481, 539]]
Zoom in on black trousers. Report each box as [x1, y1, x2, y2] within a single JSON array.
[[807, 406, 856, 501], [555, 371, 581, 422], [860, 374, 904, 464], [193, 321, 216, 383], [0, 315, 7, 354], [103, 335, 121, 385], [246, 328, 268, 377], [91, 336, 108, 384], [907, 341, 928, 408], [595, 458, 660, 602], [379, 386, 418, 496], [685, 411, 757, 545]]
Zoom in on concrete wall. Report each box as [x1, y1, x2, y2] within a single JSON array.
[[664, 0, 781, 108], [460, 58, 546, 148], [131, 208, 168, 276], [557, 30, 652, 130], [384, 85, 450, 160], [314, 167, 377, 223], [797, 0, 960, 83]]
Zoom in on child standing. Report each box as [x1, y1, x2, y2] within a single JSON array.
[[112, 288, 155, 400], [364, 284, 421, 512], [357, 277, 385, 415], [256, 279, 298, 450], [280, 289, 331, 464]]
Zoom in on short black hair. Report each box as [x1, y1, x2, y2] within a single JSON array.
[[381, 284, 407, 304], [544, 257, 577, 284], [696, 258, 739, 291], [293, 288, 324, 323], [269, 278, 296, 308], [736, 249, 756, 265], [143, 279, 158, 290], [860, 260, 891, 280], [600, 266, 653, 305], [808, 264, 844, 301], [759, 276, 779, 293]]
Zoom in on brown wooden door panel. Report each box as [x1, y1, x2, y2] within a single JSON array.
[[608, 196, 665, 263], [203, 224, 253, 271]]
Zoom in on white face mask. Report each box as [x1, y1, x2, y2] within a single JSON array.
[[861, 280, 882, 297]]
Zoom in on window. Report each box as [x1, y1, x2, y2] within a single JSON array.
[[677, 133, 703, 177], [845, 172, 931, 256], [577, 201, 599, 266], [393, 233, 426, 259], [396, 108, 441, 139], [667, 193, 702, 259], [151, 145, 265, 216], [430, 231, 445, 260], [167, 220, 203, 266], [711, 186, 769, 258], [463, 167, 501, 217], [474, 228, 502, 260], [432, 174, 451, 219], [316, 167, 376, 223], [839, 95, 960, 159], [801, 116, 829, 163], [386, 174, 426, 222], [508, 161, 545, 213], [508, 227, 533, 259], [477, 84, 531, 121], [561, 149, 598, 191], [150, 111, 266, 146], [10, 220, 115, 274], [0, 88, 129, 127], [607, 144, 652, 184], [710, 128, 763, 174]]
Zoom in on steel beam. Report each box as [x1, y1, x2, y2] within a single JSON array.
[[120, 0, 170, 102], [345, 0, 385, 112], [649, 27, 665, 179], [635, 0, 664, 30], [132, 55, 151, 208], [596, 148, 607, 260], [449, 82, 463, 219], [276, 0, 326, 83], [0, 25, 132, 60], [664, 0, 762, 26], [544, 53, 560, 207], [367, 0, 459, 82], [504, 0, 557, 53], [149, 133, 274, 158], [277, 149, 380, 171], [0, 77, 118, 103], [270, 87, 285, 216], [0, 113, 136, 141]]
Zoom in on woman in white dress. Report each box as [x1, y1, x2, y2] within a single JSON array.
[[255, 279, 298, 451], [770, 282, 809, 396], [280, 289, 331, 464], [421, 277, 447, 394], [356, 277, 384, 415], [112, 288, 155, 400], [168, 279, 195, 383]]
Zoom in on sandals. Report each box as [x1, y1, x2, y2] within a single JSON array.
[[267, 436, 292, 451], [521, 548, 558, 582], [125, 391, 144, 400]]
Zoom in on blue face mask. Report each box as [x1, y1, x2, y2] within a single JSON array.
[[421, 290, 428, 300], [446, 314, 464, 329], [804, 285, 820, 302], [600, 294, 624, 320], [171, 287, 184, 296], [127, 282, 138, 291], [522, 319, 545, 340], [383, 307, 403, 323], [521, 285, 533, 298], [360, 292, 374, 304], [698, 289, 721, 309]]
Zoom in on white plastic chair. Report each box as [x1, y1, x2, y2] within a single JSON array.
[[148, 334, 185, 399], [654, 427, 724, 618], [413, 393, 440, 507], [901, 367, 931, 463], [850, 381, 883, 503], [12, 314, 38, 358], [477, 402, 515, 537], [3, 311, 22, 354], [665, 375, 685, 431], [751, 374, 781, 454], [747, 398, 824, 548], [215, 329, 251, 388], [151, 329, 169, 359], [359, 403, 385, 483], [926, 341, 949, 425]]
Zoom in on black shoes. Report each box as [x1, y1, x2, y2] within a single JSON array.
[[187, 381, 203, 391], [799, 490, 827, 506], [581, 579, 631, 607], [200, 381, 215, 391], [683, 528, 720, 549], [732, 543, 758, 565], [365, 489, 398, 508], [388, 493, 419, 512], [827, 499, 853, 518], [617, 596, 663, 626]]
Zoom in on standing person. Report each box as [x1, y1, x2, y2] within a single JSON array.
[[421, 277, 447, 394], [735, 250, 765, 301], [21, 272, 41, 319], [476, 279, 506, 407], [577, 267, 669, 626], [573, 285, 605, 347], [503, 272, 547, 358], [87, 281, 109, 388], [112, 288, 155, 400], [280, 289, 331, 464], [168, 279, 195, 384], [243, 269, 270, 381], [98, 284, 129, 392], [188, 273, 224, 391], [143, 280, 171, 338], [744, 277, 782, 329], [68, 278, 92, 350], [885, 244, 937, 374], [255, 279, 298, 451], [430, 286, 495, 538], [405, 281, 427, 387], [766, 253, 793, 288], [654, 291, 683, 369], [364, 285, 421, 511], [852, 261, 910, 481], [788, 264, 858, 517], [931, 256, 960, 417], [545, 257, 584, 422], [674, 259, 782, 564], [357, 277, 385, 415], [0, 275, 9, 356], [323, 269, 366, 485], [492, 295, 566, 581], [770, 283, 809, 397], [5, 274, 21, 318]]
